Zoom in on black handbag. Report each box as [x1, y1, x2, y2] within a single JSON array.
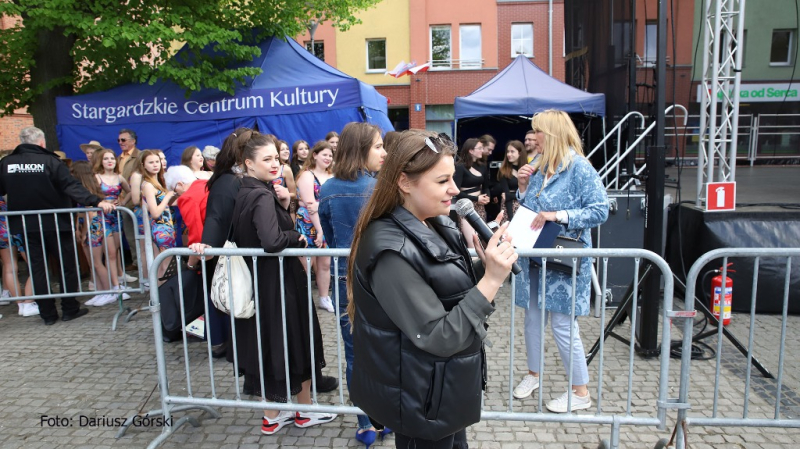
[[532, 230, 584, 275]]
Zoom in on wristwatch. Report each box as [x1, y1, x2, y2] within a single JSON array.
[[555, 210, 568, 224]]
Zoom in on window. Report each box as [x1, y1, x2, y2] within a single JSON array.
[[430, 25, 452, 68], [366, 39, 387, 72], [613, 21, 632, 67], [460, 25, 482, 68], [644, 22, 657, 61], [770, 29, 794, 66], [425, 105, 454, 137], [305, 41, 324, 61], [511, 23, 533, 57]]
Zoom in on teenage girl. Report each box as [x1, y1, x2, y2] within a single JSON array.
[[138, 150, 176, 280], [93, 149, 131, 295], [71, 161, 119, 306], [295, 140, 334, 313]]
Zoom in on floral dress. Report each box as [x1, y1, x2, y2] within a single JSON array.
[[150, 188, 176, 250], [0, 198, 24, 252], [99, 178, 122, 235], [295, 172, 325, 247]]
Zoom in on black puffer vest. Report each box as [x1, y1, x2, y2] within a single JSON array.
[[351, 206, 486, 441]]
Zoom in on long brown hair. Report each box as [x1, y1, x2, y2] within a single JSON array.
[[71, 161, 103, 197], [458, 138, 481, 169], [498, 140, 527, 180], [91, 149, 119, 174], [180, 145, 200, 168], [332, 122, 381, 181], [302, 140, 333, 173], [137, 150, 166, 191], [346, 130, 457, 324]]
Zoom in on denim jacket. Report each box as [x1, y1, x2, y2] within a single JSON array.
[[319, 171, 377, 275], [514, 150, 608, 316]]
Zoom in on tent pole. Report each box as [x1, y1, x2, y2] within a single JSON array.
[[453, 118, 458, 144]]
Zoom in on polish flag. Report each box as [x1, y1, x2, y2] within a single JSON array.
[[386, 60, 416, 77], [409, 62, 431, 74]]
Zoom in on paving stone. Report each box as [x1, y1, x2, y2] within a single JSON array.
[[1, 281, 799, 447]]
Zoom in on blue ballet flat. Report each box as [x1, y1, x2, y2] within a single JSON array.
[[355, 428, 377, 448], [379, 427, 393, 441]]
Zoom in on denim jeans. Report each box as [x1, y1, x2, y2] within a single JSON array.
[[337, 278, 373, 430]]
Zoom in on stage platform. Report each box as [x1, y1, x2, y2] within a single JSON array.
[[660, 166, 800, 315]]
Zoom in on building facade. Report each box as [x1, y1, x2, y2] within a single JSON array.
[[0, 15, 33, 151], [298, 0, 566, 136]]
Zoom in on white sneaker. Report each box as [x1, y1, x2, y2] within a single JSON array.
[[261, 410, 295, 435], [113, 286, 131, 300], [317, 296, 335, 313], [20, 302, 40, 317], [94, 294, 118, 306], [120, 273, 138, 283], [513, 374, 540, 399], [293, 411, 337, 428], [546, 390, 591, 413], [86, 294, 105, 306], [87, 281, 95, 291]]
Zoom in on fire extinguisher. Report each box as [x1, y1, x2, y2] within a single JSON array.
[[709, 263, 734, 326]]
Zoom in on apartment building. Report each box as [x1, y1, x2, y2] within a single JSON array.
[[298, 0, 566, 135]]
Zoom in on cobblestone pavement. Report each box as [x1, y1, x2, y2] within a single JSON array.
[[0, 278, 798, 448]]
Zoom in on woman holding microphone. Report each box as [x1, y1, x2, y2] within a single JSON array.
[[348, 130, 518, 448]]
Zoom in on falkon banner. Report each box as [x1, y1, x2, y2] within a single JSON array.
[[57, 82, 360, 125], [696, 82, 799, 103]]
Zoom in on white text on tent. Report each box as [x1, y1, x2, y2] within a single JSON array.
[[270, 88, 339, 108]]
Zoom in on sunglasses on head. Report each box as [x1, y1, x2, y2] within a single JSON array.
[[423, 133, 454, 154]]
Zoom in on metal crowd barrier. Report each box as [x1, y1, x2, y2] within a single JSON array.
[[126, 246, 681, 449], [0, 207, 146, 329], [674, 248, 800, 449]]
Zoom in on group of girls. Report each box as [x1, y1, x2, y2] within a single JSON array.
[[454, 134, 530, 249]]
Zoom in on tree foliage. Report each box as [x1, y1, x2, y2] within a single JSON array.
[[0, 0, 381, 144]]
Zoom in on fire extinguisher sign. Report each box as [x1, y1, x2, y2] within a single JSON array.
[[706, 181, 736, 212]]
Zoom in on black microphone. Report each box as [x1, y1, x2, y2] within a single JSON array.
[[454, 198, 522, 275]]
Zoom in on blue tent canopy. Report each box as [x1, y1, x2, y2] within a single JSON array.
[[454, 56, 605, 119], [56, 36, 393, 165]]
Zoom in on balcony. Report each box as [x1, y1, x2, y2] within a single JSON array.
[[430, 58, 485, 70]]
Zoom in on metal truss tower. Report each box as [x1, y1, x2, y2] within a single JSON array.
[[696, 0, 746, 206]]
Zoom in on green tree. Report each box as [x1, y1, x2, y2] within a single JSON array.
[[0, 0, 381, 150]]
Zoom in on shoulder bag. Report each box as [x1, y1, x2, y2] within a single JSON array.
[[210, 193, 255, 319]]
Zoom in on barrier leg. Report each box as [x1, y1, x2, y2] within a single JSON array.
[[115, 404, 221, 439], [111, 294, 132, 331]]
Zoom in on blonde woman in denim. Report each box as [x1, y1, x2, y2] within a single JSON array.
[[512, 110, 609, 413]]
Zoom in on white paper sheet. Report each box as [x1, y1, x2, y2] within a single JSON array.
[[506, 207, 543, 250]]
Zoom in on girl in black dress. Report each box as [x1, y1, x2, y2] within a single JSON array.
[[199, 132, 337, 436], [497, 140, 528, 221], [453, 138, 490, 248]]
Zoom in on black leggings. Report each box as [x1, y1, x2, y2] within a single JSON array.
[[395, 428, 467, 449]]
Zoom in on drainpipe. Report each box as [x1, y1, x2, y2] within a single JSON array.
[[548, 0, 553, 75]]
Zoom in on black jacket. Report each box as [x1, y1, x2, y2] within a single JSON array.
[[351, 206, 493, 441], [201, 172, 241, 247], [0, 143, 102, 233]]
